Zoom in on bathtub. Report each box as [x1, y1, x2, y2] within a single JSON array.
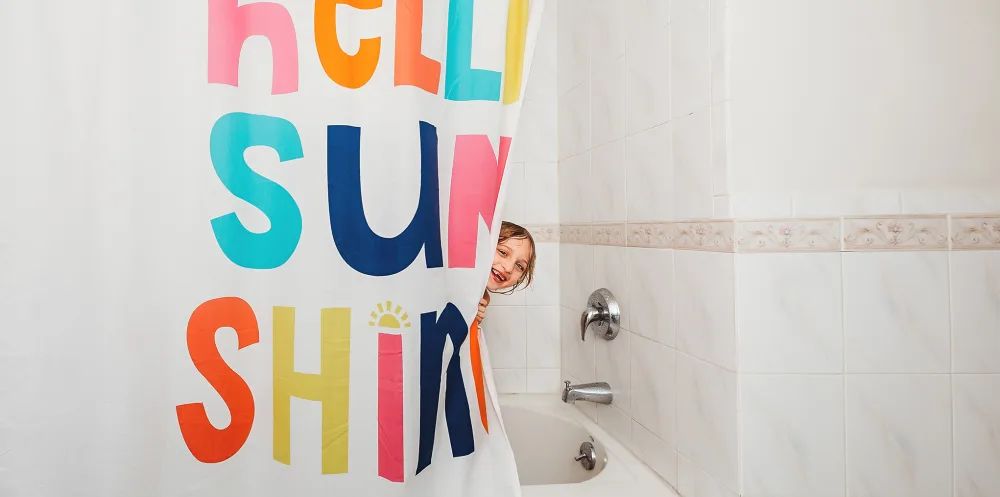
[[498, 394, 679, 497]]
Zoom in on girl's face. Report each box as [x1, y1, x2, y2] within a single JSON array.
[[487, 237, 532, 292]]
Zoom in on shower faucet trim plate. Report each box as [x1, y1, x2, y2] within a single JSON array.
[[580, 288, 620, 341]]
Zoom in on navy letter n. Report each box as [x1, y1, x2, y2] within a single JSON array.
[[416, 303, 475, 474]]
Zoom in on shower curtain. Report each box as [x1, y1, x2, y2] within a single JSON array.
[[0, 1, 544, 496]]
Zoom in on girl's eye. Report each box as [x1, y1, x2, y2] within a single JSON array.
[[499, 250, 507, 256], [516, 264, 524, 271]]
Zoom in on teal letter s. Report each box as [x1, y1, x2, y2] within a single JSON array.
[[209, 112, 303, 269]]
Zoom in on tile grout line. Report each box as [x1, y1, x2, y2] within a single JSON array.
[[947, 218, 956, 496], [841, 238, 849, 496]]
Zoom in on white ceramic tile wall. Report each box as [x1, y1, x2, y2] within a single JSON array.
[[726, 0, 1000, 194], [723, 187, 1000, 220], [556, 1, 1000, 497], [737, 249, 1000, 497], [557, 0, 736, 495], [483, 0, 561, 395], [560, 247, 739, 497]]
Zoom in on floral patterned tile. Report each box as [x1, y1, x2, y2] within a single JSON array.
[[951, 216, 1000, 250], [670, 220, 735, 252], [593, 223, 628, 246], [525, 224, 560, 243], [627, 222, 675, 249], [556, 214, 1000, 252], [736, 219, 841, 252], [842, 216, 949, 251], [559, 224, 593, 245]]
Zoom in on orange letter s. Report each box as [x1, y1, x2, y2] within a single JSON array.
[[176, 297, 260, 463]]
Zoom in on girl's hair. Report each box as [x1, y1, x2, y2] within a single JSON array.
[[495, 221, 537, 294]]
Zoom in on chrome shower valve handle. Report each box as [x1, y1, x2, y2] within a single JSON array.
[[579, 288, 620, 341]]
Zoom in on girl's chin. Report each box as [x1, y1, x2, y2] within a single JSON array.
[[485, 281, 508, 292]]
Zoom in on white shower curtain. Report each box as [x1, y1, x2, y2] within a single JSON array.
[[0, 1, 544, 496]]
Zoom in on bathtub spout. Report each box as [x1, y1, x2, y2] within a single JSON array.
[[561, 381, 613, 405]]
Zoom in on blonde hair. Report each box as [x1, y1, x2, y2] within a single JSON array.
[[494, 221, 537, 294]]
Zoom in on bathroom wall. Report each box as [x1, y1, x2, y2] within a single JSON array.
[[723, 0, 1000, 211], [482, 0, 563, 395], [734, 223, 1000, 497], [558, 1, 1000, 497], [557, 0, 738, 496], [724, 1, 1000, 497]]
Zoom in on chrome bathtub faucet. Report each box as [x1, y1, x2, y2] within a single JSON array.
[[561, 381, 613, 405]]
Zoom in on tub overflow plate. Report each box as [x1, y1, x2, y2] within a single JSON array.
[[574, 441, 597, 471]]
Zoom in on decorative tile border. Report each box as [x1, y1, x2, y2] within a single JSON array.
[[842, 215, 948, 251], [592, 223, 628, 246], [525, 224, 559, 243], [951, 216, 1000, 250], [559, 224, 593, 245], [673, 221, 735, 252], [737, 218, 840, 252], [626, 221, 737, 252], [627, 222, 677, 248], [552, 214, 1000, 252]]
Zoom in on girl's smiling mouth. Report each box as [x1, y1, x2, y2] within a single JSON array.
[[491, 268, 507, 284]]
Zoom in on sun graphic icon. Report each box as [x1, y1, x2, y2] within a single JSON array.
[[369, 301, 412, 329]]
